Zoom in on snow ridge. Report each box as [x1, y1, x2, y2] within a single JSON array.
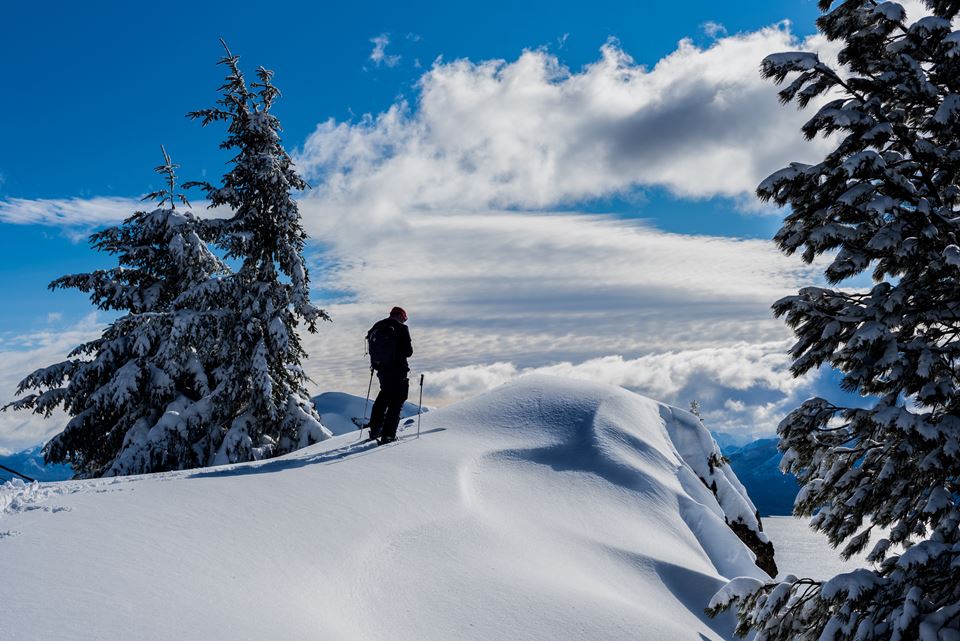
[[1, 375, 768, 641]]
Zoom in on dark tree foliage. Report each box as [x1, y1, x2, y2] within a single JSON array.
[[5, 44, 333, 476], [183, 41, 330, 464], [710, 2, 960, 640], [4, 149, 228, 477]]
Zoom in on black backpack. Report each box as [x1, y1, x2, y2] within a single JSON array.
[[367, 322, 397, 371]]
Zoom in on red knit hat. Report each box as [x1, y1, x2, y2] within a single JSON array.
[[390, 306, 408, 322]]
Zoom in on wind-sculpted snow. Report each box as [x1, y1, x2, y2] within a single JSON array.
[[1, 375, 768, 641]]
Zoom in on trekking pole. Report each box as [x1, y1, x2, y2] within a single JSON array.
[[417, 373, 425, 438], [0, 463, 36, 483], [361, 368, 374, 433]]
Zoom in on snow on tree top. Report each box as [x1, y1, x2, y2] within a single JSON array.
[[762, 52, 819, 71], [872, 2, 906, 22]]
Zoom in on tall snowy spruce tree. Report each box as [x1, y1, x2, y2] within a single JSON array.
[[709, 2, 960, 639], [3, 150, 229, 477], [183, 42, 330, 465]]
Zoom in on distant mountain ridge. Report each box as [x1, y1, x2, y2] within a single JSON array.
[[714, 435, 799, 517], [0, 445, 72, 482]]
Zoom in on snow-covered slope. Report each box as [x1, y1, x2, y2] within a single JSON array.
[[1, 376, 767, 641]]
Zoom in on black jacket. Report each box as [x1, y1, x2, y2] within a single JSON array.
[[368, 317, 413, 374]]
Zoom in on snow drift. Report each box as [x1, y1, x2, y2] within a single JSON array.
[[1, 375, 768, 641]]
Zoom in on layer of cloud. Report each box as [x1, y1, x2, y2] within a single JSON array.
[[0, 197, 138, 227], [0, 197, 228, 239], [290, 210, 825, 440], [296, 25, 836, 228], [419, 340, 817, 438], [423, 342, 804, 401]]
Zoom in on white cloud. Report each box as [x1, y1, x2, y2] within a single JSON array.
[[422, 342, 804, 401], [0, 314, 103, 451], [417, 341, 816, 438], [0, 196, 138, 227], [296, 25, 837, 226], [0, 197, 229, 238], [369, 33, 401, 68], [287, 208, 825, 442], [702, 21, 728, 38]]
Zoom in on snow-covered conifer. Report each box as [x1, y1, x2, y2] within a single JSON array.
[[3, 149, 228, 477], [184, 42, 330, 465], [710, 2, 960, 639]]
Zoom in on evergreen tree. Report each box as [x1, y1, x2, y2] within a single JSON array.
[[689, 399, 702, 417], [710, 2, 960, 639], [184, 42, 330, 465], [3, 149, 228, 477]]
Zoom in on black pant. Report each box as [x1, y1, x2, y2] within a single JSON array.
[[368, 372, 409, 440]]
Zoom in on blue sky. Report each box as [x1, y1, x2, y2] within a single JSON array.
[[1, 0, 861, 450], [2, 0, 818, 199], [1, 0, 814, 333]]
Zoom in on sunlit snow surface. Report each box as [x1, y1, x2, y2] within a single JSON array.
[[1, 376, 769, 641], [764, 516, 886, 580]]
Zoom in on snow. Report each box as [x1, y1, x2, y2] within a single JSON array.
[[872, 2, 906, 22], [663, 406, 769, 542], [707, 576, 765, 612], [911, 16, 951, 35], [763, 517, 892, 580], [312, 390, 425, 435], [762, 52, 819, 71], [934, 94, 960, 125], [1, 375, 767, 641]]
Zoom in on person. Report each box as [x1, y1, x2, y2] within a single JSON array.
[[365, 306, 413, 444]]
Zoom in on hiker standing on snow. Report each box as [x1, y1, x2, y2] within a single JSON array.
[[365, 306, 413, 444]]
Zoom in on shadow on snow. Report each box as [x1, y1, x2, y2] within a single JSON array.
[[186, 427, 447, 480]]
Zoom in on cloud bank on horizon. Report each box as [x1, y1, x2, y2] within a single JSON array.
[[0, 16, 859, 450]]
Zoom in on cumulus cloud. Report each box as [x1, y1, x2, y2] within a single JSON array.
[[418, 340, 816, 438], [296, 24, 837, 227], [369, 33, 401, 68]]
